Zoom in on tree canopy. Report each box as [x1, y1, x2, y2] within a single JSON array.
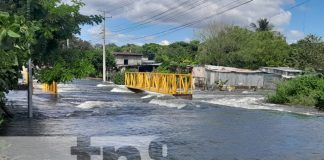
[[199, 25, 290, 69], [250, 18, 274, 32]]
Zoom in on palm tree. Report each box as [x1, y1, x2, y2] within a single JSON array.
[[250, 18, 274, 32]]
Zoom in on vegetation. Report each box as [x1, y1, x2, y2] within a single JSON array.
[[199, 24, 290, 69], [267, 75, 324, 108], [0, 0, 101, 122], [250, 18, 274, 32], [288, 35, 324, 71], [214, 80, 229, 91], [0, 0, 324, 116], [111, 72, 125, 85]]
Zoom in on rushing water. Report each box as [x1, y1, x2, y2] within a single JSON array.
[[2, 80, 324, 159]]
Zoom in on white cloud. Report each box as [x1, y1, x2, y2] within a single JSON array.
[[160, 40, 170, 46], [72, 0, 298, 44], [86, 25, 137, 44], [184, 38, 191, 43], [286, 30, 305, 44], [77, 0, 294, 29]]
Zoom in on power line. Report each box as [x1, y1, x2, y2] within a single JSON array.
[[112, 0, 202, 32], [128, 0, 253, 41], [127, 0, 309, 42], [245, 0, 311, 30], [109, 1, 136, 13], [114, 0, 214, 35], [269, 0, 310, 19]]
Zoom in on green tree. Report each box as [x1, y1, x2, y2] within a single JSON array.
[[120, 44, 142, 53], [199, 26, 252, 66], [86, 48, 116, 78], [155, 41, 199, 72], [0, 0, 101, 83], [142, 43, 162, 60], [288, 35, 324, 70], [200, 24, 290, 69], [238, 31, 290, 69], [0, 11, 38, 114], [250, 18, 274, 32]]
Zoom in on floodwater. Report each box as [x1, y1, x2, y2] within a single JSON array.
[[1, 80, 324, 159]]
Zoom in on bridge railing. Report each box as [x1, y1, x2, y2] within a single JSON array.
[[125, 72, 193, 95], [41, 81, 58, 94]]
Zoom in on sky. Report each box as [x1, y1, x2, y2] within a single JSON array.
[[70, 0, 324, 46]]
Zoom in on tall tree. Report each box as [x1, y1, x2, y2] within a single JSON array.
[[250, 18, 274, 32], [289, 35, 324, 70], [200, 24, 290, 69], [1, 0, 102, 84]]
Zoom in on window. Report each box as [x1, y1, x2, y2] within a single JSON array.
[[124, 59, 128, 65]]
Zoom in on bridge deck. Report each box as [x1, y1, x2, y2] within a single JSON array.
[[125, 72, 193, 96]]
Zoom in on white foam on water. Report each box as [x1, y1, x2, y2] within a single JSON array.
[[149, 99, 186, 109], [141, 95, 154, 99], [97, 84, 113, 87], [202, 96, 287, 111], [75, 101, 115, 109], [110, 88, 133, 93]]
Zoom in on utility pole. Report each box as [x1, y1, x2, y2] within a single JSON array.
[[99, 11, 112, 82], [67, 39, 70, 49], [27, 0, 33, 118], [102, 11, 106, 82]]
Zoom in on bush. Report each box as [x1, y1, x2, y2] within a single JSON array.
[[112, 72, 125, 85], [267, 75, 324, 108], [0, 95, 6, 126], [315, 97, 324, 110]]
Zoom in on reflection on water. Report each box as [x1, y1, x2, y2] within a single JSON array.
[[1, 80, 324, 159]]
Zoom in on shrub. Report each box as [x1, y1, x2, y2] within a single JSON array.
[[112, 72, 125, 85], [267, 75, 324, 108], [315, 97, 324, 110]]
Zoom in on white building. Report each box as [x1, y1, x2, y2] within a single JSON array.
[[113, 52, 143, 68]]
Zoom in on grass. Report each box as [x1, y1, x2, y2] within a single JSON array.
[[267, 75, 324, 110]]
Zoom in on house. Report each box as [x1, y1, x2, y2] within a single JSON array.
[[205, 65, 267, 89], [204, 65, 286, 89], [113, 52, 143, 68], [113, 52, 161, 72], [260, 67, 303, 79]]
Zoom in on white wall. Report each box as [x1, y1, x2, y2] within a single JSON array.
[[115, 55, 142, 66]]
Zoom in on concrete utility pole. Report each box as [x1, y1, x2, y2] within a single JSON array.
[[99, 11, 112, 82], [102, 11, 107, 82], [67, 39, 70, 49], [27, 0, 33, 118]]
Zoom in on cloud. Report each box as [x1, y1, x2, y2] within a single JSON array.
[[160, 40, 170, 46], [184, 38, 191, 43], [286, 30, 305, 44], [86, 25, 137, 44], [77, 0, 294, 29], [69, 0, 298, 44]]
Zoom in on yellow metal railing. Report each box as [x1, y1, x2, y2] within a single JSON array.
[[125, 72, 193, 95], [42, 81, 58, 94]]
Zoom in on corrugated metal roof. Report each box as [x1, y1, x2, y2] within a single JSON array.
[[113, 52, 143, 56], [261, 67, 303, 73], [205, 65, 262, 73]]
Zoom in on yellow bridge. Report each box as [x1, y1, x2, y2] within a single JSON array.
[[41, 82, 58, 94], [125, 72, 193, 99]]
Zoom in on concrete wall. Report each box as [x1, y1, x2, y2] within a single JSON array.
[[115, 55, 142, 66]]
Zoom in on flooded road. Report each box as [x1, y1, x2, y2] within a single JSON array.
[[2, 80, 324, 159]]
